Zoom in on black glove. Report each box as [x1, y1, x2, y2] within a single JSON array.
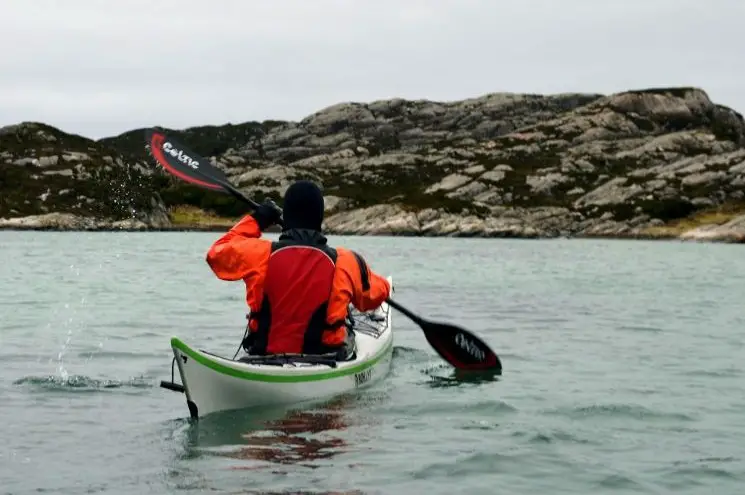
[[241, 331, 256, 353], [252, 199, 283, 231]]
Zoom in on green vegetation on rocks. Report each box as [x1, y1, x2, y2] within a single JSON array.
[[2, 86, 745, 241], [0, 123, 169, 229]]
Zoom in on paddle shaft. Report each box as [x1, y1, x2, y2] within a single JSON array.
[[211, 175, 261, 211], [384, 298, 424, 325], [176, 157, 284, 226]]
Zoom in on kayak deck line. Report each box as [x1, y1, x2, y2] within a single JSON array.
[[169, 334, 394, 383], [213, 349, 340, 368]]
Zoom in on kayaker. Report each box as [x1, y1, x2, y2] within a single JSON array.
[[205, 180, 391, 360]]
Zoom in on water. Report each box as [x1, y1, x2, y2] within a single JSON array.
[[1, 231, 744, 494]]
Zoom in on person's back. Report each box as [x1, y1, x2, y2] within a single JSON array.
[[205, 180, 390, 359]]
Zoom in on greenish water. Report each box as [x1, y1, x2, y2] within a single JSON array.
[[1, 231, 744, 494]]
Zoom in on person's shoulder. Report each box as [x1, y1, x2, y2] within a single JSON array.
[[333, 246, 372, 272], [332, 246, 351, 264], [233, 236, 274, 255], [333, 246, 366, 260], [236, 236, 273, 247]]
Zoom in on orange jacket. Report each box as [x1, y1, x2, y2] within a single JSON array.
[[205, 214, 391, 348]]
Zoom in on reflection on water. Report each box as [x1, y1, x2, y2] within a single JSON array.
[[421, 363, 503, 388], [163, 392, 388, 494], [181, 395, 362, 470]]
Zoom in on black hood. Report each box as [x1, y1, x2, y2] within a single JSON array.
[[282, 180, 324, 231]]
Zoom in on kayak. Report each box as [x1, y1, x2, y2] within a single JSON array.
[[160, 277, 394, 419]]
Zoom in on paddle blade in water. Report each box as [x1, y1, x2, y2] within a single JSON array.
[[421, 322, 502, 372], [144, 128, 228, 192]]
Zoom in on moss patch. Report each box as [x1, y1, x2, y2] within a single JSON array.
[[641, 202, 745, 236], [168, 205, 239, 228], [156, 179, 254, 218]]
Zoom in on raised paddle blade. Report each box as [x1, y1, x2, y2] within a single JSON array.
[[421, 322, 502, 373], [385, 298, 502, 372], [144, 128, 228, 192], [144, 128, 266, 212]]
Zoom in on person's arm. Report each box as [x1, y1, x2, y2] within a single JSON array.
[[347, 249, 390, 311], [205, 201, 281, 281], [205, 215, 270, 281], [327, 248, 391, 325]]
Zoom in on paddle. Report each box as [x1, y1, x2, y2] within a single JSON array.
[[144, 128, 502, 373], [142, 128, 279, 221]]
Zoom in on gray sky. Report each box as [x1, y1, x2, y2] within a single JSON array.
[[2, 0, 743, 139]]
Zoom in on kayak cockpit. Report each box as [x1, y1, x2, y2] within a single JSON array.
[[159, 350, 342, 394], [236, 352, 340, 368]]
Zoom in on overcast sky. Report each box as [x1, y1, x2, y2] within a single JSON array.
[[1, 0, 743, 139]]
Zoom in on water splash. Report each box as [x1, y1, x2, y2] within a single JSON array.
[[46, 264, 104, 380], [55, 304, 74, 381], [13, 374, 153, 393]]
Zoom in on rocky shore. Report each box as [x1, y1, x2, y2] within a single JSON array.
[[2, 86, 745, 242]]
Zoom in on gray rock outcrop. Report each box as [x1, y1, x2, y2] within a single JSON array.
[[0, 122, 171, 229], [3, 86, 745, 242]]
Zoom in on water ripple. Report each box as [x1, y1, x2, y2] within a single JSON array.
[[543, 403, 697, 422]]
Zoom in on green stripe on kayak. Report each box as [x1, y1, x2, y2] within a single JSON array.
[[171, 335, 393, 383]]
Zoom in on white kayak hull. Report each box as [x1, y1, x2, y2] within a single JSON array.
[[164, 279, 394, 419]]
